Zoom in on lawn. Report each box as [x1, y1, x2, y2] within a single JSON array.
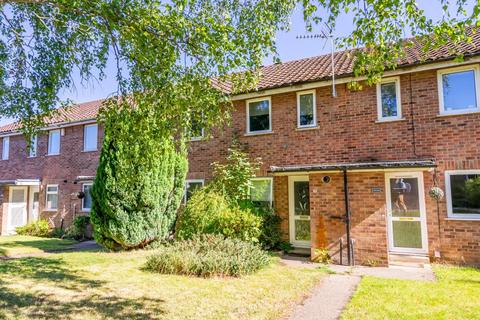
[[0, 237, 323, 320], [342, 265, 480, 319], [0, 235, 78, 257]]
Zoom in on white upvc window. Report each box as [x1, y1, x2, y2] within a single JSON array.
[[2, 137, 9, 160], [45, 184, 59, 211], [297, 90, 317, 128], [84, 124, 98, 152], [48, 129, 61, 155], [445, 170, 480, 220], [29, 135, 37, 158], [250, 177, 273, 207], [82, 182, 93, 212], [376, 77, 402, 121], [438, 65, 480, 115], [246, 97, 272, 134], [184, 179, 204, 203]]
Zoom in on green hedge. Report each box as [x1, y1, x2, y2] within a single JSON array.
[[144, 235, 270, 277]]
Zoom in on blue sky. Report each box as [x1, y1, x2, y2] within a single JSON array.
[[0, 1, 474, 126]]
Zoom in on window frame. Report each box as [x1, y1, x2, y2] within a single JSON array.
[[2, 136, 9, 160], [45, 184, 59, 211], [437, 65, 480, 116], [246, 97, 272, 134], [445, 170, 480, 220], [296, 90, 317, 128], [83, 123, 98, 152], [250, 177, 273, 207], [190, 128, 204, 142], [184, 179, 205, 203], [376, 76, 402, 122], [28, 135, 37, 158], [48, 129, 61, 155], [81, 182, 93, 212]]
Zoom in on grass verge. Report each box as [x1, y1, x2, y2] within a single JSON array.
[[341, 265, 480, 319], [0, 235, 78, 257]]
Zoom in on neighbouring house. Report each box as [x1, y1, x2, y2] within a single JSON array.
[[1, 33, 480, 267]]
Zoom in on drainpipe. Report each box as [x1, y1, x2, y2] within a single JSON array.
[[343, 169, 352, 266]]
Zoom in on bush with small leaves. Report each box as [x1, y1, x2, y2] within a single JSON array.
[[144, 235, 270, 277], [176, 189, 262, 243], [15, 219, 51, 237]]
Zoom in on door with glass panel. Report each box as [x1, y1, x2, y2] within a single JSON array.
[[7, 186, 28, 233], [385, 172, 428, 254], [288, 176, 311, 248]]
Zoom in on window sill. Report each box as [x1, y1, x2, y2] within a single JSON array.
[[437, 110, 480, 118], [375, 117, 406, 124], [296, 126, 319, 131], [43, 209, 57, 212], [190, 137, 204, 142], [46, 154, 60, 157], [445, 217, 480, 221], [244, 131, 274, 137], [82, 149, 98, 153]]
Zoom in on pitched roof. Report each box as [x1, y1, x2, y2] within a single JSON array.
[[2, 28, 480, 134], [0, 99, 103, 134], [214, 27, 480, 93]]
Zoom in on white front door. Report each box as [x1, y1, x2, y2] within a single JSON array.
[[385, 172, 428, 254], [288, 176, 311, 248], [7, 186, 28, 233]]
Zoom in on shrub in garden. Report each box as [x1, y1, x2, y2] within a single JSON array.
[[144, 235, 270, 277], [239, 200, 282, 250], [15, 219, 51, 237], [64, 216, 91, 241], [176, 189, 262, 243], [90, 105, 188, 250]]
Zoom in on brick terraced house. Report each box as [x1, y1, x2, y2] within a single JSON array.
[[1, 34, 480, 267]]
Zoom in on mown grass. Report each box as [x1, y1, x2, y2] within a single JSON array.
[[341, 265, 480, 320], [0, 235, 77, 257], [0, 246, 323, 319]]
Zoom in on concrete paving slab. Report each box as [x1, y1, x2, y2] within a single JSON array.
[[287, 275, 361, 320]]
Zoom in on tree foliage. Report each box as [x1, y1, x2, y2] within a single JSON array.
[[0, 1, 478, 136], [90, 102, 188, 250]]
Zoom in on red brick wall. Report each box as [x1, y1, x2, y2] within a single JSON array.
[[309, 172, 389, 266]]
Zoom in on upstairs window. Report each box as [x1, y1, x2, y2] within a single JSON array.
[[46, 185, 58, 210], [376, 77, 402, 121], [82, 183, 93, 211], [250, 178, 273, 208], [445, 170, 480, 219], [84, 124, 98, 151], [48, 129, 61, 155], [2, 137, 9, 160], [247, 97, 271, 134], [297, 90, 316, 128], [184, 180, 204, 203], [190, 114, 204, 141], [438, 65, 480, 115], [29, 135, 37, 158]]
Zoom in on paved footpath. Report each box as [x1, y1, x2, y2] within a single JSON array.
[[288, 274, 360, 320]]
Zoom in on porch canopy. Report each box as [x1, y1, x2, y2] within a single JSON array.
[[0, 179, 41, 186], [269, 159, 436, 174]]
